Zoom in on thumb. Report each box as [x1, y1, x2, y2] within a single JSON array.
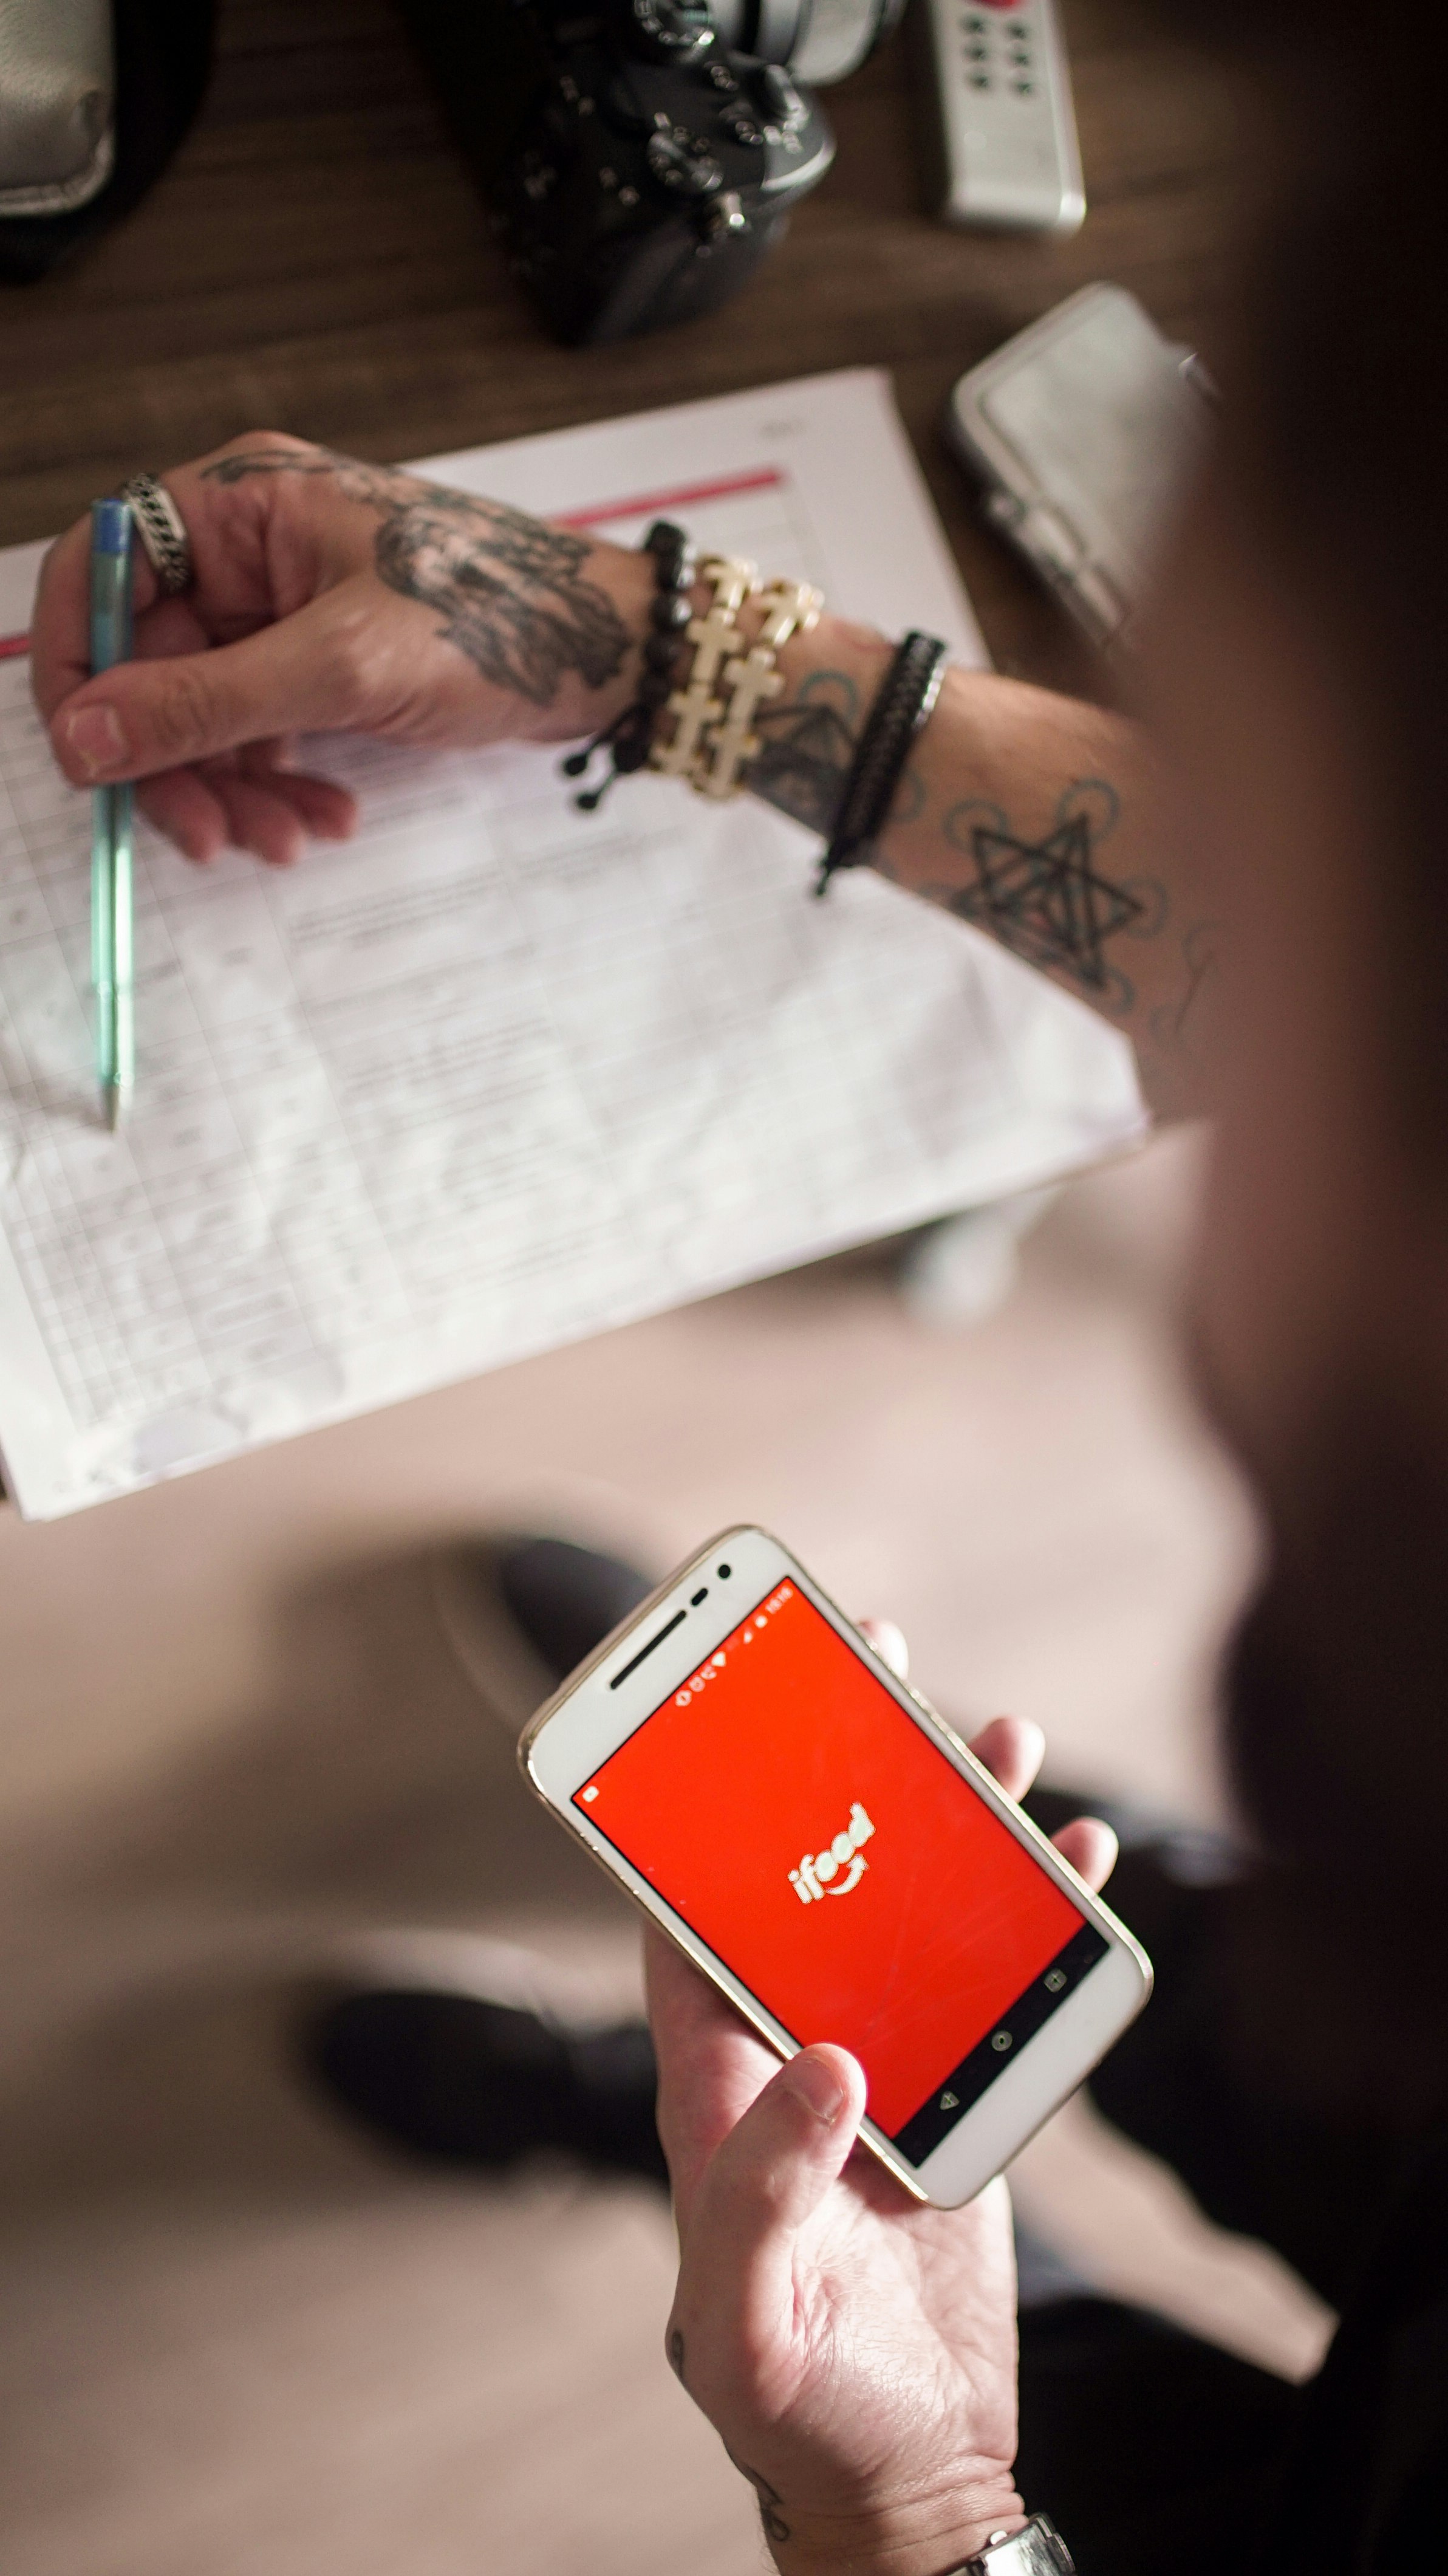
[[675, 2046, 865, 2334], [48, 594, 377, 786]]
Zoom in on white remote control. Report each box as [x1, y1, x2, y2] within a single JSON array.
[[916, 0, 1085, 236]]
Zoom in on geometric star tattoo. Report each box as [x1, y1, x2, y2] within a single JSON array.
[[953, 814, 1146, 990]]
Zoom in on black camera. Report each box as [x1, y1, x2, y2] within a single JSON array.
[[398, 0, 903, 346]]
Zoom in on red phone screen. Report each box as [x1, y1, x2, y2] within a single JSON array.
[[575, 1580, 1103, 2156]]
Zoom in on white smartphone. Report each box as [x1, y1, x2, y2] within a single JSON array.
[[520, 1526, 1152, 2208]]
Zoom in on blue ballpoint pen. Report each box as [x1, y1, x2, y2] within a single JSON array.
[[89, 498, 135, 1131]]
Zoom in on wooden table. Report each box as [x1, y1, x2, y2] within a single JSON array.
[[0, 0, 1240, 697]]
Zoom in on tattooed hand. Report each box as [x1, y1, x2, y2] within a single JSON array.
[[31, 432, 1211, 1109], [30, 431, 652, 864], [651, 1628, 1119, 2576]]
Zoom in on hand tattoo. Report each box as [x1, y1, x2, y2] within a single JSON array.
[[200, 445, 629, 706]]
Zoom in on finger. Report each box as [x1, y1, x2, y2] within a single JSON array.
[[859, 1615, 909, 1677], [30, 516, 162, 722], [134, 592, 213, 663], [694, 2043, 866, 2240], [46, 589, 378, 787], [140, 754, 355, 865], [669, 2044, 865, 2396], [967, 1714, 1046, 1803], [207, 771, 310, 867], [261, 770, 358, 839], [646, 1930, 783, 2221], [1051, 1816, 1119, 1892], [239, 734, 301, 775], [233, 740, 358, 837], [138, 769, 230, 864]]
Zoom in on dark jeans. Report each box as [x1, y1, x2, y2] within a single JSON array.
[[1012, 1797, 1404, 2576], [1016, 2297, 1301, 2576]]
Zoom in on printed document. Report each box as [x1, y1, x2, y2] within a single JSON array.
[[0, 369, 1144, 1518]]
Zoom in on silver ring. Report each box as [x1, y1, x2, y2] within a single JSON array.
[[117, 473, 194, 595]]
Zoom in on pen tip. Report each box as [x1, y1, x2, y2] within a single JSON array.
[[103, 1084, 123, 1132]]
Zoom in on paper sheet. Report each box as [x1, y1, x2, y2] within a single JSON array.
[[0, 368, 1144, 1519]]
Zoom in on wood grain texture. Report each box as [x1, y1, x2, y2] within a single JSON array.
[[0, 0, 1242, 692]]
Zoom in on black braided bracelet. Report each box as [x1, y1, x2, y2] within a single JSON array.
[[815, 630, 949, 895], [562, 519, 695, 812]]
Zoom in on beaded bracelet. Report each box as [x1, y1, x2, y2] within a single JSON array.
[[562, 519, 695, 812]]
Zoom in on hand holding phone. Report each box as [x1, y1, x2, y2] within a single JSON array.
[[522, 1529, 1148, 2207], [523, 1535, 1137, 2567], [649, 1696, 1117, 2576]]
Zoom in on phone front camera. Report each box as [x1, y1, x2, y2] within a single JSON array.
[[717, 1562, 732, 1578]]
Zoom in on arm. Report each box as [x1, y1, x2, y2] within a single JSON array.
[[31, 439, 1210, 1112], [649, 1645, 1121, 2576], [740, 615, 1214, 1119]]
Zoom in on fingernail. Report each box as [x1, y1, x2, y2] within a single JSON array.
[[64, 703, 128, 776], [786, 2050, 847, 2125]]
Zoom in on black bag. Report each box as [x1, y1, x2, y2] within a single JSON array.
[[0, 0, 216, 284]]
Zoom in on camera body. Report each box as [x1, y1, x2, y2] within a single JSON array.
[[500, 0, 835, 345], [398, 0, 900, 346]]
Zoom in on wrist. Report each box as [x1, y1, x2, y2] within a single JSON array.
[[765, 2478, 1026, 2576], [519, 535, 656, 744], [774, 612, 893, 719]]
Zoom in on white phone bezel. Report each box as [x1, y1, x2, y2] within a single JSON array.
[[519, 1525, 1152, 2208]]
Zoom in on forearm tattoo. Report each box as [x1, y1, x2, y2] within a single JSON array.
[[934, 779, 1158, 1013], [743, 668, 1215, 1058], [200, 445, 629, 705], [742, 668, 858, 835]]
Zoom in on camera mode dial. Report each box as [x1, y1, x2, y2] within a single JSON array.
[[621, 0, 716, 64]]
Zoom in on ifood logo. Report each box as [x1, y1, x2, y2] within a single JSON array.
[[789, 1802, 875, 1904]]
